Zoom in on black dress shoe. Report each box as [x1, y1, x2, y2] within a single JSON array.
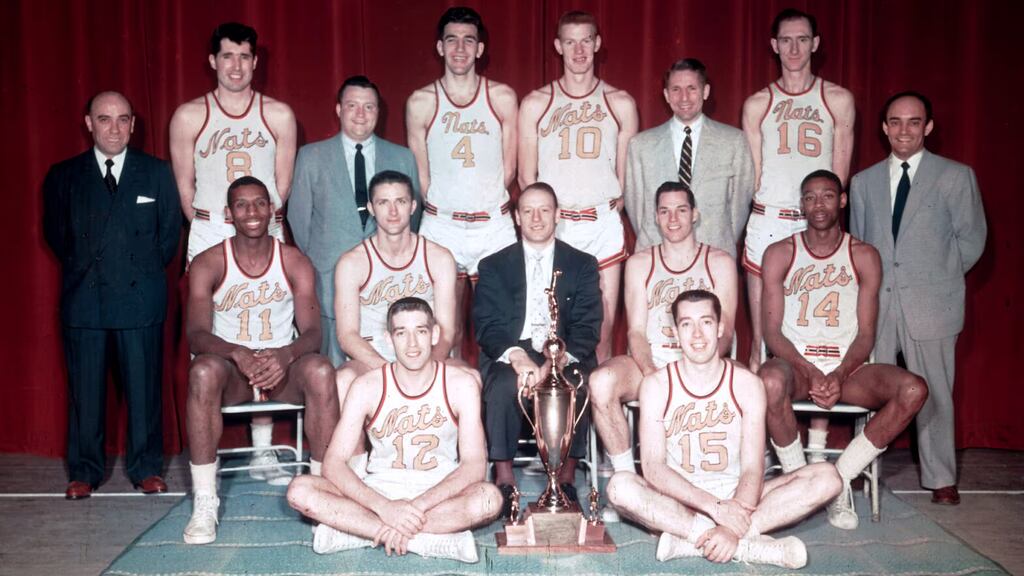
[[498, 484, 517, 519], [560, 482, 579, 505]]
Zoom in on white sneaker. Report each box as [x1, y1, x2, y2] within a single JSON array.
[[248, 450, 293, 486], [408, 530, 479, 563], [655, 532, 702, 562], [600, 506, 621, 523], [183, 494, 220, 545], [827, 482, 859, 530], [735, 535, 808, 569], [312, 524, 372, 554]]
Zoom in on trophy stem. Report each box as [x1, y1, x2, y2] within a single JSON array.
[[538, 469, 568, 511]]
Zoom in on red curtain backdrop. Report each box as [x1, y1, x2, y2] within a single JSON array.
[[2, 0, 1021, 457]]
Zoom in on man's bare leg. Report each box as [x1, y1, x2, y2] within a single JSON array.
[[589, 356, 642, 472], [421, 482, 503, 533], [606, 473, 698, 538], [746, 272, 764, 371], [451, 275, 469, 360], [752, 463, 842, 533], [596, 263, 622, 363]]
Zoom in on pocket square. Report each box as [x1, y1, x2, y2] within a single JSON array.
[[136, 196, 156, 204]]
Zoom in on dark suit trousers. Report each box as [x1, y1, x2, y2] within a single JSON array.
[[64, 325, 164, 485], [483, 341, 591, 461]]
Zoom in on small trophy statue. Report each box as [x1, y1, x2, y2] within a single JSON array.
[[578, 486, 606, 545], [502, 486, 536, 546]]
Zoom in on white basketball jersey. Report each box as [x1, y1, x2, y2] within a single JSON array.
[[365, 362, 459, 480], [781, 232, 859, 372], [645, 244, 717, 368], [537, 80, 621, 209], [193, 91, 281, 215], [212, 238, 294, 348], [425, 78, 508, 212], [663, 361, 743, 495], [754, 77, 835, 210], [358, 236, 435, 361]]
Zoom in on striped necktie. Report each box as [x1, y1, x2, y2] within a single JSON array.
[[678, 126, 692, 188]]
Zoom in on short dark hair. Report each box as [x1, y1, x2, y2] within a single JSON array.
[[86, 91, 133, 116], [883, 90, 933, 124], [210, 22, 257, 56], [519, 182, 559, 208], [336, 75, 381, 105], [771, 8, 817, 38], [387, 297, 435, 332], [227, 176, 269, 203], [663, 58, 708, 88], [437, 6, 486, 42], [557, 10, 598, 36], [671, 289, 722, 323], [655, 181, 696, 210], [800, 169, 843, 194], [368, 170, 414, 202]]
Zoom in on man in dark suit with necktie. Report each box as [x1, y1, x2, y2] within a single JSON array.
[[473, 182, 602, 514], [288, 75, 421, 366], [43, 91, 181, 499]]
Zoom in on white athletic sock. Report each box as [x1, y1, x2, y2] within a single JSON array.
[[835, 433, 886, 481], [607, 449, 637, 474], [310, 459, 322, 477], [687, 514, 716, 544], [190, 459, 219, 497], [807, 428, 828, 463], [251, 422, 273, 449], [772, 437, 807, 474]]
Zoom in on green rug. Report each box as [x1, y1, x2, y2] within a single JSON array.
[[104, 470, 1007, 576]]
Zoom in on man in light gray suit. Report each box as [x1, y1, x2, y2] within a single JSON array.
[[625, 58, 754, 256], [850, 91, 987, 505], [288, 76, 421, 366]]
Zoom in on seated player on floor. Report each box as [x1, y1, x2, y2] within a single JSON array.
[[287, 297, 501, 563], [607, 290, 841, 569], [183, 176, 339, 545], [760, 169, 927, 529]]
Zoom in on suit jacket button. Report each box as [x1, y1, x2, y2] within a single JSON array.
[[95, 256, 102, 262], [886, 287, 892, 292], [894, 262, 900, 267]]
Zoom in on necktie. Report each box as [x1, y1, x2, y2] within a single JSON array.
[[529, 252, 550, 353], [104, 158, 117, 194], [678, 126, 692, 188], [892, 161, 911, 241], [354, 143, 368, 227]]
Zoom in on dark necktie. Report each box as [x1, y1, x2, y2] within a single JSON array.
[[354, 143, 368, 227], [104, 158, 117, 194], [892, 161, 911, 241], [678, 126, 692, 188]]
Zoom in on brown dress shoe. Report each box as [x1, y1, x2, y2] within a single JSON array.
[[65, 481, 92, 500], [931, 485, 961, 505], [134, 476, 168, 494]]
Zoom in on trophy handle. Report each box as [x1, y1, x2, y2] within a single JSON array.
[[568, 366, 589, 429], [517, 379, 538, 437]]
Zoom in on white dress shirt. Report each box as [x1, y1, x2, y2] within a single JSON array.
[[498, 240, 558, 363], [342, 133, 376, 194], [670, 113, 705, 172], [93, 147, 127, 184], [888, 149, 924, 210]]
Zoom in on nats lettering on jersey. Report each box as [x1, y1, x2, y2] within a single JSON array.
[[214, 281, 288, 312], [784, 263, 852, 297], [665, 399, 736, 438], [440, 111, 490, 135], [539, 101, 608, 137], [370, 404, 448, 440], [648, 277, 712, 311], [771, 99, 825, 124], [360, 273, 431, 307], [197, 127, 270, 159]]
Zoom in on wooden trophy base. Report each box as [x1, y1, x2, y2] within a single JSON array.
[[496, 502, 616, 554]]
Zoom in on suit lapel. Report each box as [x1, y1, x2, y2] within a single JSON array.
[[870, 163, 895, 254], [96, 150, 134, 256], [333, 134, 351, 196], [510, 243, 527, 335], [898, 150, 936, 237], [655, 121, 676, 166], [692, 118, 718, 189]]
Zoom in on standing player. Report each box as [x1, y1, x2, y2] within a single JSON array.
[[287, 298, 500, 562], [183, 177, 338, 545], [760, 170, 927, 529], [518, 10, 639, 362], [333, 171, 459, 402], [170, 22, 298, 482], [742, 9, 855, 371], [607, 290, 840, 568], [590, 182, 737, 481], [406, 7, 518, 357]]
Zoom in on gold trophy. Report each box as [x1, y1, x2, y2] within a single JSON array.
[[496, 270, 614, 553]]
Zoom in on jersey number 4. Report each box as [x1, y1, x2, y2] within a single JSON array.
[[392, 434, 440, 471], [796, 290, 840, 327], [451, 136, 476, 168], [776, 122, 822, 157], [678, 431, 729, 473], [236, 308, 273, 342]]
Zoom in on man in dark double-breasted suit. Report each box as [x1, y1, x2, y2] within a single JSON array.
[[43, 91, 181, 499], [473, 182, 603, 516]]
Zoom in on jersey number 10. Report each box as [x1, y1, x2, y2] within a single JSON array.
[[557, 126, 602, 160]]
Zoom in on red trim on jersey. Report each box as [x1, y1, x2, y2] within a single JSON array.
[[772, 76, 818, 98], [365, 364, 389, 431], [644, 247, 657, 289], [703, 245, 717, 290], [726, 362, 743, 417], [211, 90, 256, 120], [758, 87, 774, 128], [674, 360, 727, 400], [602, 88, 622, 131], [211, 240, 230, 295], [662, 364, 674, 420], [230, 236, 276, 279], [484, 77, 501, 122], [847, 235, 860, 285], [819, 77, 837, 125], [782, 237, 798, 280], [598, 246, 629, 270], [535, 84, 556, 134], [441, 363, 458, 424], [659, 242, 702, 275], [277, 241, 295, 296], [358, 240, 374, 292], [741, 252, 763, 276], [392, 361, 439, 400], [259, 93, 279, 144], [425, 81, 441, 140], [422, 237, 435, 284], [439, 76, 482, 110], [557, 78, 601, 100], [369, 235, 421, 272], [193, 94, 211, 148], [799, 231, 845, 261]]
